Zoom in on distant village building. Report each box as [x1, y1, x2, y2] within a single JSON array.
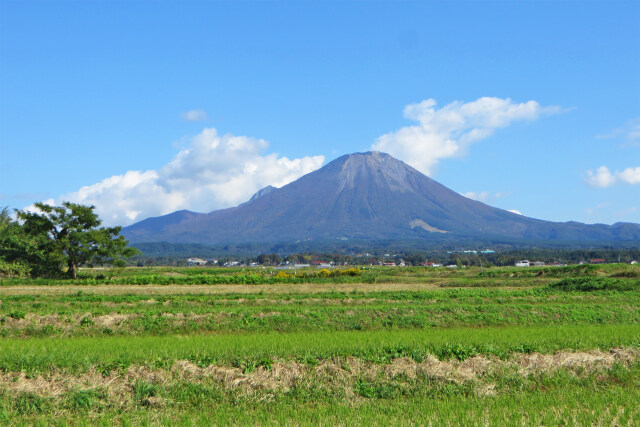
[[531, 261, 545, 267], [187, 258, 207, 266], [311, 261, 333, 268], [590, 258, 606, 264], [547, 262, 566, 267], [515, 260, 530, 267], [630, 260, 638, 265]]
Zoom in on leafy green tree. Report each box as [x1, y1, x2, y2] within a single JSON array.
[[405, 253, 426, 266], [0, 207, 52, 277], [17, 202, 140, 278], [269, 253, 282, 266]]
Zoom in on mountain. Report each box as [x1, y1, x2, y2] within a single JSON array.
[[123, 151, 640, 246]]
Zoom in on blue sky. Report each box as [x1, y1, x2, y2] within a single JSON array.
[[1, 1, 639, 226]]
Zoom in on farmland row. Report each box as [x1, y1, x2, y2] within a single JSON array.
[[1, 287, 639, 337]]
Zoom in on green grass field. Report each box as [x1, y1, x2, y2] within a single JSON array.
[[0, 264, 638, 425]]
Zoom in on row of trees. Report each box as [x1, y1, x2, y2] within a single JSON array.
[[0, 202, 139, 278]]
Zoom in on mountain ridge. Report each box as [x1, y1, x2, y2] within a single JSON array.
[[123, 151, 640, 245]]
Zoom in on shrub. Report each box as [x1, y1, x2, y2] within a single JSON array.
[[548, 277, 638, 292], [0, 260, 31, 278], [8, 311, 26, 320]]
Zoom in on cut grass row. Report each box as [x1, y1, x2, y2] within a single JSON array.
[[7, 389, 640, 426], [0, 288, 531, 306], [2, 357, 639, 425], [2, 302, 639, 338], [1, 286, 639, 337], [1, 324, 639, 373], [3, 285, 638, 309]]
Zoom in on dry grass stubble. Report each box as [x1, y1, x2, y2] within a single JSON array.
[[2, 348, 637, 405]]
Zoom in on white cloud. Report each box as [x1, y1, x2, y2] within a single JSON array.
[[54, 128, 324, 226], [372, 97, 563, 175], [585, 166, 640, 188], [23, 198, 55, 213], [596, 117, 640, 146], [181, 109, 210, 122], [618, 167, 640, 185], [585, 166, 617, 188], [508, 209, 523, 215], [463, 191, 510, 204], [463, 191, 490, 203]]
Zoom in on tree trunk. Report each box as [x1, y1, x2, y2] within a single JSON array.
[[68, 260, 77, 279]]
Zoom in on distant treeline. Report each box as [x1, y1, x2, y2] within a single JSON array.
[[130, 241, 640, 267]]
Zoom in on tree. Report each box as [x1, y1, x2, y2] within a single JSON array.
[[17, 202, 140, 278], [0, 206, 55, 277], [405, 252, 426, 266]]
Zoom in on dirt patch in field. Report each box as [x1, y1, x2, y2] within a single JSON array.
[[93, 313, 133, 328]]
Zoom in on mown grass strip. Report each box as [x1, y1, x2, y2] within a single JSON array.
[[5, 382, 639, 426], [1, 324, 639, 373]]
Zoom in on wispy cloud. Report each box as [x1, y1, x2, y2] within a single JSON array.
[[49, 128, 324, 226], [180, 109, 210, 122], [596, 117, 640, 146], [585, 166, 640, 188], [463, 191, 510, 204], [372, 97, 563, 175]]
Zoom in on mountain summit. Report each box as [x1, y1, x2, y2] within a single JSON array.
[[123, 151, 640, 245]]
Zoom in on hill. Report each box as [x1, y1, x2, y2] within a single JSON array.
[[123, 151, 640, 246]]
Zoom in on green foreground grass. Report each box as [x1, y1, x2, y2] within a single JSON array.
[[6, 386, 640, 426], [1, 324, 639, 373], [2, 286, 639, 338], [1, 264, 639, 425], [2, 355, 639, 425]]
